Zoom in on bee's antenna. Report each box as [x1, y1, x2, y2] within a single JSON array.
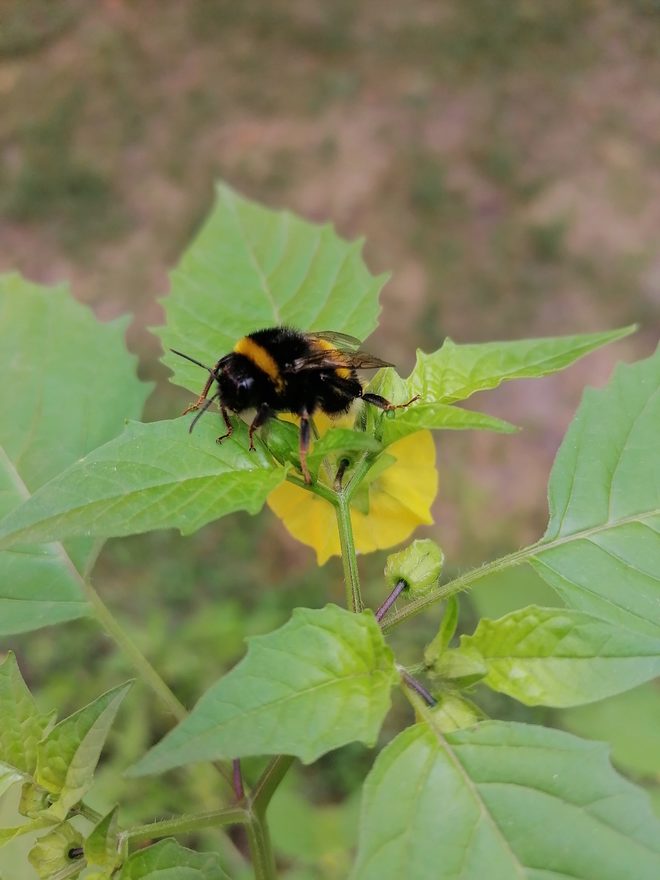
[[189, 392, 220, 433], [170, 348, 216, 376]]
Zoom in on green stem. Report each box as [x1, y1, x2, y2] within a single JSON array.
[[81, 578, 189, 723], [246, 812, 277, 880], [381, 542, 538, 631], [335, 494, 363, 613], [123, 807, 249, 842], [285, 472, 337, 505], [251, 755, 294, 816]]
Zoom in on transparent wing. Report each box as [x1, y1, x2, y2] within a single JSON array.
[[287, 347, 393, 374], [307, 330, 364, 350]]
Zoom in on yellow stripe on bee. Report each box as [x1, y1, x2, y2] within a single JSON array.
[[314, 338, 352, 379], [234, 337, 285, 391]]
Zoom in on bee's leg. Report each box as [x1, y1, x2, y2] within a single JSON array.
[[299, 408, 312, 484], [216, 405, 234, 444], [182, 373, 215, 415], [334, 457, 351, 491], [248, 404, 272, 451], [361, 392, 420, 412]]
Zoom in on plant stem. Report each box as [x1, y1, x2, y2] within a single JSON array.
[[123, 807, 249, 842], [375, 579, 407, 623], [81, 578, 188, 722], [232, 759, 244, 801], [335, 494, 363, 613], [246, 813, 277, 880], [399, 667, 436, 706], [251, 755, 294, 816]]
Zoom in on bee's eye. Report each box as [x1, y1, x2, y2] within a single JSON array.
[[238, 377, 254, 392]]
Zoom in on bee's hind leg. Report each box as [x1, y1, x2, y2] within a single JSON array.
[[298, 408, 312, 484], [248, 404, 272, 451], [361, 392, 420, 411]]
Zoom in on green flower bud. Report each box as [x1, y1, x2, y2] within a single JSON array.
[[384, 539, 444, 595], [28, 822, 84, 879]]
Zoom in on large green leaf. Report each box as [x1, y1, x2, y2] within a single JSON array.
[[0, 653, 53, 778], [36, 682, 131, 819], [453, 606, 660, 707], [117, 839, 229, 880], [351, 720, 660, 880], [0, 273, 150, 635], [406, 327, 634, 403], [129, 605, 397, 775], [531, 345, 660, 637], [0, 419, 286, 547], [156, 183, 387, 395]]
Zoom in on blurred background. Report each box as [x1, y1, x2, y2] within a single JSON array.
[[1, 1, 659, 877]]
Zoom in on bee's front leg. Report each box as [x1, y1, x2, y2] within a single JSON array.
[[182, 374, 215, 415]]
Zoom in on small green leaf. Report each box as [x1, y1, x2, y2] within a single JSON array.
[[352, 720, 660, 880], [407, 327, 635, 403], [429, 646, 488, 688], [429, 694, 484, 733], [84, 806, 119, 872], [28, 822, 84, 879], [459, 606, 660, 707], [307, 429, 381, 469], [36, 682, 131, 819], [156, 183, 387, 396], [0, 273, 151, 635], [384, 539, 444, 596], [261, 419, 300, 467], [0, 419, 286, 548], [0, 764, 23, 799], [424, 596, 459, 667], [532, 345, 660, 637], [129, 605, 397, 775], [0, 652, 53, 777], [0, 816, 52, 849], [117, 838, 229, 879]]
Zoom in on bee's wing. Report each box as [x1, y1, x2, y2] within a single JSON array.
[[287, 348, 394, 374], [307, 330, 363, 350]]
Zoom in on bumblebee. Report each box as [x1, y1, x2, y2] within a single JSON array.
[[171, 327, 418, 483]]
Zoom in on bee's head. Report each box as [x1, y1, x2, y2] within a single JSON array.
[[218, 354, 258, 412]]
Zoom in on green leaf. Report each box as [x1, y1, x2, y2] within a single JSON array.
[[0, 652, 53, 777], [429, 646, 488, 688], [83, 806, 119, 873], [458, 606, 660, 707], [36, 682, 131, 819], [406, 327, 635, 403], [531, 345, 660, 637], [0, 419, 286, 548], [156, 183, 387, 395], [0, 273, 150, 635], [423, 596, 459, 667], [428, 694, 484, 733], [129, 605, 397, 775], [561, 681, 660, 780], [28, 822, 83, 879], [0, 765, 23, 800], [117, 838, 229, 879], [0, 817, 52, 849], [381, 402, 517, 445], [306, 429, 381, 470], [351, 720, 660, 880]]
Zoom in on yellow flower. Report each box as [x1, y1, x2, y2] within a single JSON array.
[[267, 428, 438, 564]]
